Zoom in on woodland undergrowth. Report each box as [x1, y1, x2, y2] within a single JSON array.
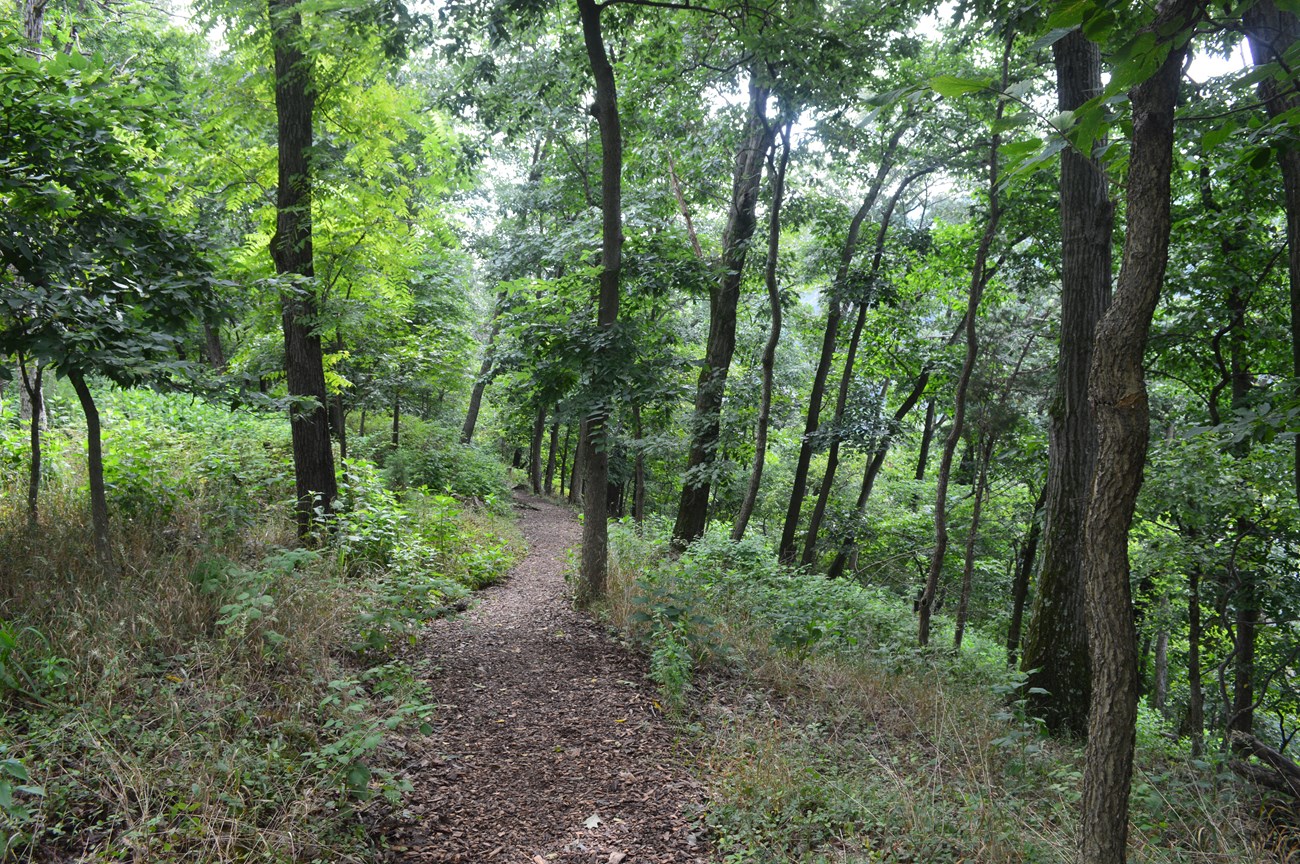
[[606, 521, 1288, 864], [0, 386, 521, 862]]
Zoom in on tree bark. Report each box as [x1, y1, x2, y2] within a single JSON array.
[[17, 356, 42, 530], [914, 398, 936, 481], [733, 121, 792, 541], [1006, 486, 1046, 667], [391, 389, 400, 448], [269, 0, 337, 536], [545, 414, 559, 496], [918, 42, 1009, 647], [529, 401, 546, 495], [576, 0, 622, 605], [68, 371, 111, 564], [632, 403, 646, 523], [1078, 5, 1196, 862], [777, 126, 907, 563], [559, 423, 571, 499], [953, 437, 992, 651], [673, 79, 775, 548], [1187, 561, 1205, 756], [461, 290, 506, 445], [1022, 29, 1114, 737], [825, 369, 931, 580], [20, 0, 47, 46]]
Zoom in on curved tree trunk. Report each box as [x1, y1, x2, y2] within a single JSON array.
[[1006, 485, 1046, 667], [461, 290, 506, 445], [733, 120, 792, 542], [673, 79, 775, 548], [918, 43, 1009, 647], [68, 371, 111, 564], [1021, 26, 1112, 738], [1078, 4, 1196, 861], [269, 0, 337, 536], [777, 126, 906, 563], [575, 0, 622, 605]]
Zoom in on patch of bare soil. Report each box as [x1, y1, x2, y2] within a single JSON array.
[[384, 494, 709, 864]]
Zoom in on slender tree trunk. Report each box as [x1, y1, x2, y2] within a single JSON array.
[[569, 418, 587, 505], [825, 369, 931, 580], [68, 371, 111, 564], [733, 121, 792, 541], [673, 79, 775, 547], [1152, 598, 1169, 712], [576, 0, 622, 605], [919, 43, 1009, 647], [269, 0, 336, 535], [1187, 562, 1204, 756], [953, 437, 992, 651], [1006, 486, 1047, 667], [203, 321, 227, 370], [801, 300, 868, 566], [1245, 0, 1300, 504], [545, 415, 559, 496], [391, 390, 400, 448], [632, 403, 646, 523], [915, 398, 936, 481], [461, 290, 506, 445], [335, 394, 348, 463], [1022, 26, 1113, 738], [778, 127, 907, 563], [529, 402, 546, 495], [358, 408, 366, 436], [559, 423, 571, 499], [17, 357, 42, 530], [1078, 5, 1196, 862]]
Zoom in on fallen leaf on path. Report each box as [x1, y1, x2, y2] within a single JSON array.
[[608, 853, 627, 864], [584, 813, 602, 829]]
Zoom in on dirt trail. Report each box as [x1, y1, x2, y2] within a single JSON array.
[[385, 494, 709, 864]]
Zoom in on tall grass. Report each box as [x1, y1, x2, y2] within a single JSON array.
[[0, 385, 520, 861], [605, 521, 1276, 864]]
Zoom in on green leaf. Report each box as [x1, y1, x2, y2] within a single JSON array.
[[928, 75, 991, 99]]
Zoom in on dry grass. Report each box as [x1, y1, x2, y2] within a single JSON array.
[[604, 525, 1280, 864]]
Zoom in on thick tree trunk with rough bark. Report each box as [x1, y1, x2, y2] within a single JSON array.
[[733, 122, 791, 541], [20, 0, 47, 46], [777, 128, 906, 563], [673, 80, 774, 547], [1022, 28, 1113, 737], [68, 371, 111, 563], [269, 0, 337, 536], [1078, 5, 1196, 861], [575, 0, 622, 605]]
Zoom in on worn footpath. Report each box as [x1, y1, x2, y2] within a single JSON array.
[[385, 493, 709, 863]]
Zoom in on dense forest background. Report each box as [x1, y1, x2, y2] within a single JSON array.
[[5, 0, 1300, 860]]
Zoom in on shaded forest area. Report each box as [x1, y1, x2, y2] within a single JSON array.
[[5, 0, 1300, 860]]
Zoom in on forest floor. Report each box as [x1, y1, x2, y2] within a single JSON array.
[[382, 493, 710, 864]]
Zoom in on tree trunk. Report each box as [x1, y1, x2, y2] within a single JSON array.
[[1187, 562, 1204, 756], [1006, 486, 1046, 667], [632, 403, 646, 523], [914, 398, 936, 481], [545, 415, 559, 496], [335, 393, 348, 463], [778, 127, 907, 563], [1245, 0, 1300, 504], [576, 0, 622, 605], [919, 42, 1009, 647], [391, 390, 400, 448], [20, 0, 47, 46], [17, 357, 42, 530], [953, 437, 992, 651], [825, 369, 931, 580], [461, 290, 506, 445], [673, 79, 775, 547], [559, 423, 571, 499], [1078, 5, 1195, 862], [269, 0, 337, 536], [203, 321, 227, 370], [529, 401, 546, 495], [1152, 602, 1169, 713], [1023, 29, 1114, 737], [733, 120, 792, 542], [569, 418, 587, 505], [68, 371, 111, 564]]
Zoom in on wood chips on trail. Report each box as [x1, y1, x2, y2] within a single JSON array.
[[382, 494, 710, 864]]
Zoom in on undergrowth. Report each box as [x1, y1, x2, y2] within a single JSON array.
[[606, 519, 1278, 864], [0, 386, 521, 861]]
